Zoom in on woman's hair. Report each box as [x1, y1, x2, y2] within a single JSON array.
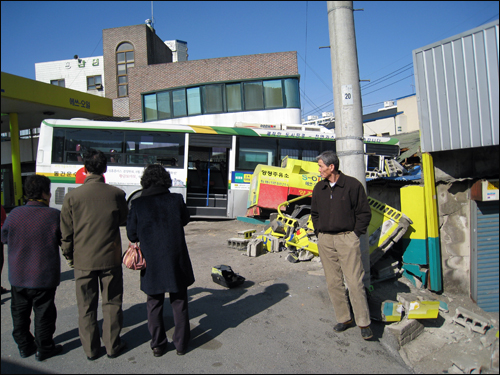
[[140, 164, 172, 189], [83, 149, 107, 175], [24, 174, 51, 200]]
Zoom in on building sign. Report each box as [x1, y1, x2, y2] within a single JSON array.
[[70, 98, 90, 109], [92, 59, 99, 66]]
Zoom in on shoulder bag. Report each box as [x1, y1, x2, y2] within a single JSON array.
[[123, 242, 146, 270]]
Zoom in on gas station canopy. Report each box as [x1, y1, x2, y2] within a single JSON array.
[[1, 72, 113, 133]]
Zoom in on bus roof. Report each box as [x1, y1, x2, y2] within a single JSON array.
[[41, 119, 399, 145]]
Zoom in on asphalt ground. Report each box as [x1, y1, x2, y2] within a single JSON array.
[[1, 219, 498, 373]]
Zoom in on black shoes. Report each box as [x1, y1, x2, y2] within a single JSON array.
[[176, 350, 186, 356], [153, 343, 167, 357], [360, 326, 373, 340], [19, 344, 37, 358], [107, 340, 127, 358], [35, 344, 63, 361], [333, 319, 353, 332]]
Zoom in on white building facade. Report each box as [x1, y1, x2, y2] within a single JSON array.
[[35, 56, 105, 97]]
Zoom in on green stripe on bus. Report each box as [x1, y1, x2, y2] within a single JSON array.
[[48, 176, 76, 183], [210, 127, 259, 136]]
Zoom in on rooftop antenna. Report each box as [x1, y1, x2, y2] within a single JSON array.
[[146, 2, 154, 31], [151, 1, 154, 29]]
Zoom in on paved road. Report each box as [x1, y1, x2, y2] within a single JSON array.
[[2, 219, 414, 374]]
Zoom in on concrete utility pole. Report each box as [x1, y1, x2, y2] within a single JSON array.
[[327, 1, 370, 287]]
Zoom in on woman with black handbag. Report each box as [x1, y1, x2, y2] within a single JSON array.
[[126, 165, 194, 357]]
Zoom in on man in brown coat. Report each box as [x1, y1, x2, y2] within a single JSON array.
[[60, 149, 128, 360]]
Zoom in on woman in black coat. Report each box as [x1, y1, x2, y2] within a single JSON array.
[[127, 165, 195, 357]]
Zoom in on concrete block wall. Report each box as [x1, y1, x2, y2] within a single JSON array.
[[35, 57, 105, 97], [437, 181, 472, 295], [127, 51, 299, 121]]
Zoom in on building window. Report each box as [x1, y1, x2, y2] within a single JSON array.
[[263, 80, 283, 109], [116, 42, 134, 97], [186, 87, 201, 115], [172, 89, 187, 117], [157, 91, 171, 120], [143, 93, 157, 121], [141, 77, 300, 122], [226, 83, 242, 112], [243, 81, 264, 110], [50, 79, 65, 87], [87, 75, 102, 90], [203, 84, 224, 114], [284, 78, 300, 108]]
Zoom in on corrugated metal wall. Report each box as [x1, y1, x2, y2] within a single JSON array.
[[413, 20, 499, 153]]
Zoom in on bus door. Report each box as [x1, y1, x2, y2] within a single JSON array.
[[187, 134, 231, 218]]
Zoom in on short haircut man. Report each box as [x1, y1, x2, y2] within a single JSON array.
[[1, 175, 63, 360], [60, 149, 128, 360]]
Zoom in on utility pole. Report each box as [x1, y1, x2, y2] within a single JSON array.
[[327, 1, 370, 287]]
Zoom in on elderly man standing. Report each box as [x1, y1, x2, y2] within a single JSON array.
[[60, 149, 128, 360], [311, 151, 373, 340]]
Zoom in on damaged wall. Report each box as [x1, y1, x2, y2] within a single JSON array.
[[436, 181, 471, 295], [432, 146, 499, 181]]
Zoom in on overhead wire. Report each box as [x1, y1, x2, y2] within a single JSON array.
[[68, 37, 103, 88]]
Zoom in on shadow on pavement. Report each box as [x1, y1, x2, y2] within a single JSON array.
[[186, 282, 289, 351], [0, 359, 51, 374]]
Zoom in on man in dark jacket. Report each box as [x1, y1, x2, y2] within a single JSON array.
[[60, 149, 128, 360], [1, 175, 63, 361], [311, 151, 373, 340]]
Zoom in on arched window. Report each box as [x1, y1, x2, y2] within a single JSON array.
[[116, 42, 134, 97]]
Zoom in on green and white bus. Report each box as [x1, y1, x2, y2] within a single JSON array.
[[36, 118, 400, 218]]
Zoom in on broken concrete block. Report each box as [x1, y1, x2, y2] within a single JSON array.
[[298, 249, 314, 261], [381, 300, 403, 322], [246, 238, 265, 257], [396, 292, 420, 313], [452, 307, 491, 334], [227, 238, 250, 250], [450, 357, 481, 374], [438, 300, 449, 313], [270, 236, 283, 253], [238, 229, 256, 239], [385, 318, 424, 348]]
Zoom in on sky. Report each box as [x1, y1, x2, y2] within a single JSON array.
[[1, 1, 498, 120]]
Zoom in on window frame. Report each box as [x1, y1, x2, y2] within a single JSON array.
[[116, 42, 134, 98], [50, 79, 65, 87], [87, 75, 102, 90]]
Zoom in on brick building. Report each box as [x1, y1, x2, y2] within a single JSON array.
[[101, 23, 301, 125]]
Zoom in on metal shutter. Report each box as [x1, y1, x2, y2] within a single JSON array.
[[472, 201, 499, 312]]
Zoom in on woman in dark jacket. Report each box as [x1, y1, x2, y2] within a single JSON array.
[[126, 165, 194, 357]]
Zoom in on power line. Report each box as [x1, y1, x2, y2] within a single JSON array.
[[297, 52, 332, 91], [361, 64, 413, 90], [362, 74, 414, 97]]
